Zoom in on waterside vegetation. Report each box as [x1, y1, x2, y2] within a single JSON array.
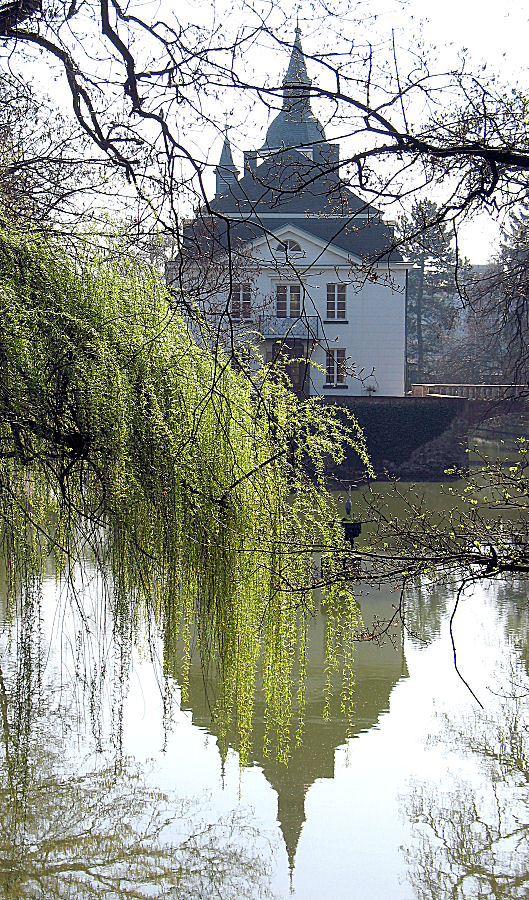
[[0, 223, 368, 762]]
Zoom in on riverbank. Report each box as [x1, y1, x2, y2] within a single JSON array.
[[323, 395, 529, 482]]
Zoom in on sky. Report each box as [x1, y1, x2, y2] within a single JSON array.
[[388, 0, 528, 261], [198, 0, 529, 263], [397, 1, 525, 263], [8, 0, 529, 262]]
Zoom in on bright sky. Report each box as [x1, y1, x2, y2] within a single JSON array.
[[391, 0, 529, 262], [9, 0, 529, 262]]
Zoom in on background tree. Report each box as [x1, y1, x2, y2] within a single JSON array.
[[465, 206, 529, 387], [0, 72, 116, 231], [400, 199, 465, 384]]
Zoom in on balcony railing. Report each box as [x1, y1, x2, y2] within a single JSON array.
[[257, 315, 320, 340]]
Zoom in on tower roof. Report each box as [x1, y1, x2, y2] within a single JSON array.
[[261, 26, 326, 153], [216, 129, 238, 172], [284, 23, 311, 88], [214, 128, 239, 196]]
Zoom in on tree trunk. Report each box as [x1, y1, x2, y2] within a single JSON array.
[[416, 250, 425, 381]]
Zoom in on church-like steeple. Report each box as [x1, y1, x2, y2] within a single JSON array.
[[283, 22, 311, 89], [215, 128, 239, 196], [260, 24, 326, 154]]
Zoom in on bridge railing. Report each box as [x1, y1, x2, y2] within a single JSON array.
[[410, 384, 525, 400]]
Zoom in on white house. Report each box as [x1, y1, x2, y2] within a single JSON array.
[[168, 26, 407, 398]]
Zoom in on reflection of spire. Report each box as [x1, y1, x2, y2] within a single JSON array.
[[179, 591, 408, 880], [215, 126, 239, 196], [276, 773, 307, 875]]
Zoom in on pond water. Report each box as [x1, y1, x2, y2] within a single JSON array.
[[1, 484, 528, 899]]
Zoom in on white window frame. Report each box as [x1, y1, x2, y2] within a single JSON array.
[[276, 284, 301, 318], [230, 283, 252, 319], [326, 283, 347, 320], [325, 348, 347, 386]]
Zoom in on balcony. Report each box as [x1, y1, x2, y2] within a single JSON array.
[[257, 315, 319, 341]]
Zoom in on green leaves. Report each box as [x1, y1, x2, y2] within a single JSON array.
[[0, 224, 365, 762]]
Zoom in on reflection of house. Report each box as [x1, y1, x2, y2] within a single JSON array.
[[180, 590, 408, 873], [168, 28, 407, 398]]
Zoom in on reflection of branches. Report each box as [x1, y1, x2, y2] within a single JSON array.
[[403, 685, 529, 899], [0, 577, 278, 900], [449, 578, 484, 708], [405, 780, 529, 899], [0, 717, 277, 900], [401, 578, 450, 646]]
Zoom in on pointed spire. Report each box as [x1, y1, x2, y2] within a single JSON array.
[[215, 125, 239, 196], [283, 19, 311, 89], [260, 24, 326, 154], [218, 125, 236, 168]]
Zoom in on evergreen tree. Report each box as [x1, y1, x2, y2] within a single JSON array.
[[401, 200, 462, 383], [492, 205, 529, 382]]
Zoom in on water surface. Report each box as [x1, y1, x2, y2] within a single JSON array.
[[1, 484, 528, 899]]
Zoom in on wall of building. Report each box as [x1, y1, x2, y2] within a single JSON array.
[[249, 230, 407, 398], [314, 272, 406, 398]]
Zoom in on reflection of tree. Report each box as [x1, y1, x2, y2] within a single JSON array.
[[402, 578, 451, 647], [403, 689, 529, 899], [493, 578, 529, 679], [0, 664, 277, 900]]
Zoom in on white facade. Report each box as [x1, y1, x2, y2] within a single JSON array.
[[198, 223, 407, 398], [173, 27, 407, 398]]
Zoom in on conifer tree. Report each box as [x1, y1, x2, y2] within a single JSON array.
[[466, 205, 529, 385], [401, 200, 462, 383], [494, 205, 529, 382]]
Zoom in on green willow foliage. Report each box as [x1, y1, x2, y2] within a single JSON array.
[[0, 225, 368, 763]]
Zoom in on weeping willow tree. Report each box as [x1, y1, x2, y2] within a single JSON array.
[[0, 224, 368, 763]]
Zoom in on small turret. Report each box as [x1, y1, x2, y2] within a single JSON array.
[[214, 128, 239, 197]]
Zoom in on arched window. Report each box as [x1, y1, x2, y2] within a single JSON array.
[[274, 239, 303, 255]]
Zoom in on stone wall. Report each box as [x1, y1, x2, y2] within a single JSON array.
[[323, 395, 524, 481]]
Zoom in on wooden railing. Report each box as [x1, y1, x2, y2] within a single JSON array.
[[410, 384, 525, 400]]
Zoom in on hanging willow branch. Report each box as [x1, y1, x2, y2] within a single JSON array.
[[0, 224, 369, 761]]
